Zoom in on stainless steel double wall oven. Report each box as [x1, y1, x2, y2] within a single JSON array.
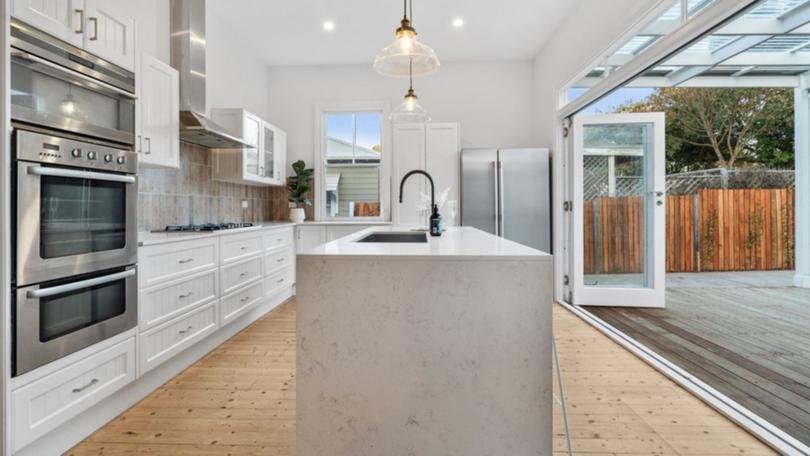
[[10, 20, 139, 376]]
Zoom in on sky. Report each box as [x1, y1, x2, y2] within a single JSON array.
[[326, 112, 382, 151], [570, 87, 655, 114]]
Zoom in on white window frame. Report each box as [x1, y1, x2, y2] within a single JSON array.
[[314, 101, 391, 221]]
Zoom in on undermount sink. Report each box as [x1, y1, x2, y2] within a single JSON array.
[[356, 232, 428, 243]]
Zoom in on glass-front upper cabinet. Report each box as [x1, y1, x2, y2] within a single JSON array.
[[210, 108, 287, 186]]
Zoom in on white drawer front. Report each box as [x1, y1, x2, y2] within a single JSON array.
[[264, 227, 294, 251], [221, 256, 263, 295], [264, 265, 295, 297], [221, 282, 263, 326], [265, 248, 294, 275], [12, 338, 136, 452], [140, 238, 218, 289], [139, 269, 219, 331], [139, 303, 218, 375], [221, 232, 264, 264]]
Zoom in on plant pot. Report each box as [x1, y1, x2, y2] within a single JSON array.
[[289, 207, 306, 223]]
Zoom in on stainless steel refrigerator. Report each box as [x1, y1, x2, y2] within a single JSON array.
[[461, 148, 550, 252]]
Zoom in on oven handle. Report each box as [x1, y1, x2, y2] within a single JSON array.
[[27, 269, 136, 299], [28, 166, 136, 184], [11, 49, 137, 100]]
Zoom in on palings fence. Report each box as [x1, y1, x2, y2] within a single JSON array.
[[584, 188, 796, 274]]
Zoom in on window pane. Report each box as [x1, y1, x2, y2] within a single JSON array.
[[355, 112, 382, 159], [323, 111, 382, 218], [326, 113, 354, 161]]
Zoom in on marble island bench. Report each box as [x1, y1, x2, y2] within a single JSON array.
[[296, 226, 554, 455]]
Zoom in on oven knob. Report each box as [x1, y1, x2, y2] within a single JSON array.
[[87, 151, 97, 160], [116, 156, 126, 165], [104, 154, 113, 163], [71, 148, 82, 158]]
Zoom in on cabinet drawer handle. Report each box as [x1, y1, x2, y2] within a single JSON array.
[[276, 238, 283, 242], [145, 137, 152, 155], [240, 296, 251, 302], [276, 278, 285, 284], [179, 291, 193, 299], [89, 17, 98, 41], [72, 378, 99, 393], [74, 9, 85, 34], [239, 272, 248, 277], [178, 325, 193, 335], [276, 258, 285, 263], [240, 246, 248, 251], [178, 258, 194, 264]]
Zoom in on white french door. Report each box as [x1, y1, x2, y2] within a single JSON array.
[[568, 112, 666, 308]]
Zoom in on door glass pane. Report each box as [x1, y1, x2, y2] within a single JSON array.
[[264, 126, 275, 178], [244, 117, 260, 175], [582, 123, 651, 288], [40, 175, 127, 258], [39, 276, 126, 342]]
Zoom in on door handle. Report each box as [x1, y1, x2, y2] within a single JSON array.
[[74, 9, 85, 34], [137, 135, 142, 154], [145, 137, 152, 155], [89, 17, 99, 41], [492, 161, 499, 237], [28, 165, 136, 183], [28, 269, 135, 298]]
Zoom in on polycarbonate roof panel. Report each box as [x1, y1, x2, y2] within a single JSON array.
[[617, 36, 658, 54], [658, 0, 715, 21], [745, 0, 806, 18], [682, 35, 740, 52], [749, 35, 810, 51]]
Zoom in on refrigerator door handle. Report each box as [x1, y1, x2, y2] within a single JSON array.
[[498, 161, 505, 238], [493, 161, 499, 236]]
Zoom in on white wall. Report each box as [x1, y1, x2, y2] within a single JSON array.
[[266, 61, 536, 167], [531, 0, 661, 146], [105, 0, 271, 120]]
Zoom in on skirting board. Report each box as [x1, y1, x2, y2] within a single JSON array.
[[14, 288, 293, 456], [794, 273, 810, 288], [558, 301, 810, 456]]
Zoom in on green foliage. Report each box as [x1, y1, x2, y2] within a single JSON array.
[[287, 160, 314, 207], [617, 88, 794, 172]]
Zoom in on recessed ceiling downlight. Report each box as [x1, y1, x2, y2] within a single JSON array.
[[452, 17, 464, 28], [323, 20, 335, 31]]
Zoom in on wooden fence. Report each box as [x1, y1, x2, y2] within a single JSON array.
[[584, 189, 795, 274]]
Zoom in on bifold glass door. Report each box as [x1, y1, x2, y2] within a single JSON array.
[[569, 113, 666, 308]]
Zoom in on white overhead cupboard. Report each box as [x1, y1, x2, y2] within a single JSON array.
[[12, 0, 136, 70], [137, 52, 179, 168], [393, 122, 461, 227], [210, 108, 288, 186]]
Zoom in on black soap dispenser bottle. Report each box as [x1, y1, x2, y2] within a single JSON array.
[[430, 204, 442, 237]]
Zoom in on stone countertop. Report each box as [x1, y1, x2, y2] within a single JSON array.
[[298, 226, 552, 260], [138, 221, 296, 247], [296, 220, 392, 226]]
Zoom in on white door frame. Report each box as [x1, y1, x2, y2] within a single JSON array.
[[569, 112, 666, 308]]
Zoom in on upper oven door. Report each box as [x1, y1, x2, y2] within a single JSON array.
[[16, 161, 138, 286], [10, 49, 136, 145]]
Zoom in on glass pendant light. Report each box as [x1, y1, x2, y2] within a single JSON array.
[[390, 58, 430, 122], [374, 0, 440, 78]]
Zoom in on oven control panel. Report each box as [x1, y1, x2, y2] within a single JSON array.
[[15, 128, 137, 174]]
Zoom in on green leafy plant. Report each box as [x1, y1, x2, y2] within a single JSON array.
[[287, 160, 314, 207]]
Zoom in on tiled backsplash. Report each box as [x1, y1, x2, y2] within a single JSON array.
[[137, 143, 289, 231]]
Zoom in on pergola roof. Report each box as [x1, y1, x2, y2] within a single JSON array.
[[575, 0, 810, 89]]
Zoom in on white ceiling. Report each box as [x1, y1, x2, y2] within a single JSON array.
[[209, 0, 579, 66]]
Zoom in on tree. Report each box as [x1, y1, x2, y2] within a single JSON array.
[[618, 87, 793, 171]]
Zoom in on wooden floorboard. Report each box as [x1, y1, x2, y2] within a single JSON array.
[[67, 298, 774, 455], [586, 274, 810, 448]]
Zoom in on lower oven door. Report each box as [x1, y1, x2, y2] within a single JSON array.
[[16, 161, 138, 285], [14, 266, 137, 376]]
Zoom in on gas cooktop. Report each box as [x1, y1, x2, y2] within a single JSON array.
[[161, 223, 255, 232]]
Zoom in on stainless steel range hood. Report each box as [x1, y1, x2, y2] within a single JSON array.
[[170, 0, 251, 149]]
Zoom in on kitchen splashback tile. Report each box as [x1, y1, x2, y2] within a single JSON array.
[[137, 143, 286, 230]]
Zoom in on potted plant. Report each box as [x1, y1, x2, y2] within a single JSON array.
[[288, 160, 314, 223]]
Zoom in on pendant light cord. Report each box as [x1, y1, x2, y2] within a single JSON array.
[[409, 58, 413, 91]]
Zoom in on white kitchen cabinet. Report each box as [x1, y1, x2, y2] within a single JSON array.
[[326, 225, 367, 242], [260, 122, 287, 185], [137, 52, 179, 168], [82, 0, 135, 70], [295, 225, 327, 254], [393, 123, 460, 227], [12, 0, 84, 47], [12, 0, 135, 70], [211, 109, 286, 186]]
